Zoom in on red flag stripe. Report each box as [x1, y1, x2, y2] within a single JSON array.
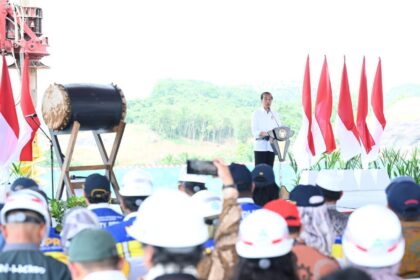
[[338, 58, 359, 139], [0, 55, 19, 137], [371, 58, 386, 128], [19, 54, 39, 161], [303, 55, 315, 156], [315, 56, 336, 153], [356, 57, 375, 153]]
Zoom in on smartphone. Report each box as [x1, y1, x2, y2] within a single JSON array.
[[186, 160, 218, 176]]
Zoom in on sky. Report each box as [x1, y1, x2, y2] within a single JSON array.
[[27, 0, 420, 102]]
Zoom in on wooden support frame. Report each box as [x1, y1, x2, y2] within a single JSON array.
[[50, 121, 126, 199]]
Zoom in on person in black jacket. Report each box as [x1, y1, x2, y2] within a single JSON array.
[[0, 189, 71, 280]]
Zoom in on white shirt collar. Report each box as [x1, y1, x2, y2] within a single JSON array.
[[144, 264, 197, 280], [87, 203, 113, 210], [83, 270, 126, 280], [237, 197, 255, 204], [124, 212, 137, 221], [259, 106, 270, 113]]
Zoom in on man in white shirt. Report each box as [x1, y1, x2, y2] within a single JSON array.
[[251, 92, 281, 167]]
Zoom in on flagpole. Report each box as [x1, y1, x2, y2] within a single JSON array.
[[26, 115, 54, 199]]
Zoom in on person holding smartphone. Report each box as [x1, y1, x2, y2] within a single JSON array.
[[251, 92, 281, 167]]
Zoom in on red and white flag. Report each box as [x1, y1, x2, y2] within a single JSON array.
[[335, 57, 361, 161], [0, 55, 19, 169], [312, 56, 336, 154], [369, 58, 386, 160], [19, 55, 38, 161], [356, 57, 375, 166], [293, 55, 316, 169]]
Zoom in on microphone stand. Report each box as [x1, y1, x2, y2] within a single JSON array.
[[268, 108, 283, 188], [27, 116, 54, 199]]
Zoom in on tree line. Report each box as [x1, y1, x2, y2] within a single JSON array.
[[126, 79, 302, 143]]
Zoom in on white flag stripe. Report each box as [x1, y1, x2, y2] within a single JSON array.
[[10, 107, 33, 163], [0, 114, 18, 166], [366, 115, 385, 162], [335, 117, 361, 161], [293, 112, 312, 169], [370, 114, 385, 148], [312, 117, 326, 155]]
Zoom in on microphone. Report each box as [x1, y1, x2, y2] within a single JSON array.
[[268, 109, 281, 127], [25, 113, 37, 118]]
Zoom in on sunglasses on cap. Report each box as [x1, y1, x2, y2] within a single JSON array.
[[6, 211, 45, 225]]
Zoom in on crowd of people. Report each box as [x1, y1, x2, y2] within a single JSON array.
[[0, 160, 419, 280]]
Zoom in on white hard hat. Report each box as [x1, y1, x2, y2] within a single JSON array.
[[178, 166, 207, 184], [60, 207, 100, 252], [236, 209, 293, 259], [120, 169, 153, 197], [127, 189, 208, 248], [1, 189, 50, 237], [343, 204, 405, 267], [191, 190, 222, 219], [316, 170, 343, 192]]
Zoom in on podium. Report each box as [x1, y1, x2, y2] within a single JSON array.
[[267, 126, 294, 162]]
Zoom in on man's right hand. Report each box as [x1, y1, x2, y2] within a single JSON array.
[[259, 131, 269, 137]]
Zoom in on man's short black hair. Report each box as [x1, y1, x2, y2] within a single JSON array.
[[182, 182, 206, 194], [288, 226, 301, 235], [78, 256, 120, 271], [236, 182, 253, 193], [260, 91, 273, 100], [86, 191, 110, 204], [122, 196, 148, 212], [317, 186, 342, 202]]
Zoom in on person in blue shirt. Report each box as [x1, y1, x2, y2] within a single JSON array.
[[84, 173, 124, 228], [228, 163, 261, 220], [105, 170, 153, 280]]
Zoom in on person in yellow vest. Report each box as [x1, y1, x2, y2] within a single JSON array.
[[105, 170, 153, 280]]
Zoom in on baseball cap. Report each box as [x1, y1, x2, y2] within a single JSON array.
[[289, 184, 325, 207], [385, 176, 416, 195], [251, 164, 275, 185], [120, 170, 153, 197], [10, 177, 39, 192], [386, 180, 420, 219], [84, 173, 110, 197], [264, 199, 301, 227], [316, 170, 343, 192], [69, 228, 119, 262], [229, 163, 252, 192]]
